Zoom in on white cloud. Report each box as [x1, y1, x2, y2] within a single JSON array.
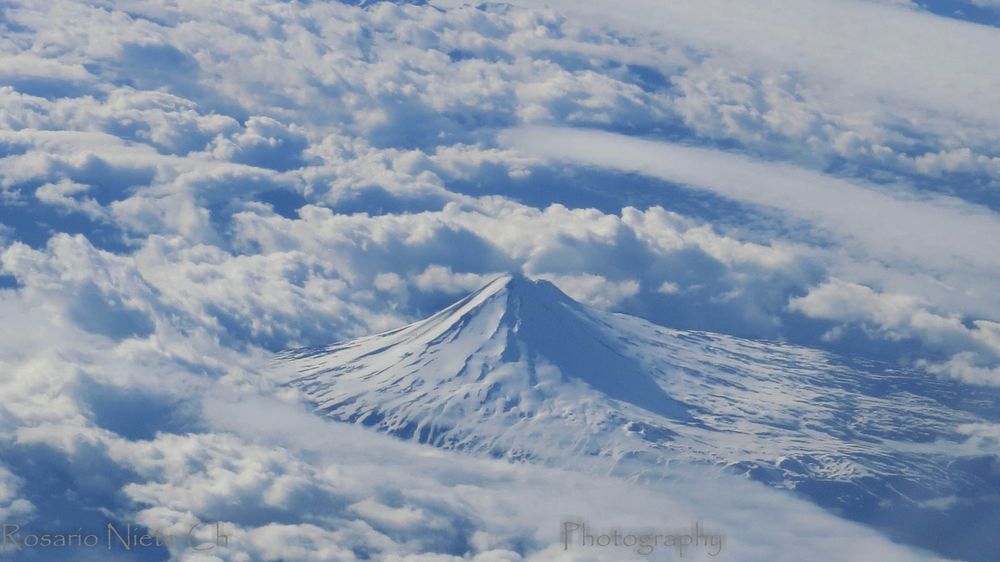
[[788, 279, 1000, 383], [0, 0, 996, 559], [34, 179, 106, 220], [483, 0, 1000, 128], [183, 395, 935, 562], [414, 265, 499, 295], [0, 0, 990, 375], [0, 54, 93, 82], [535, 273, 639, 309], [500, 126, 1000, 277], [501, 125, 1000, 382], [657, 281, 681, 295], [0, 463, 34, 521], [444, 0, 1000, 202], [956, 422, 1000, 457]]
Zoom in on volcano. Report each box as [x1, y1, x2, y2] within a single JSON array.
[[275, 273, 1000, 560]]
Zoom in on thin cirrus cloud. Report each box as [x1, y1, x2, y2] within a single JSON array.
[[499, 126, 1000, 276], [470, 0, 1000, 210], [480, 0, 1000, 127]]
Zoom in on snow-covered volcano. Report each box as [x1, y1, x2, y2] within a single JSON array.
[[275, 273, 1000, 559], [275, 273, 692, 461]]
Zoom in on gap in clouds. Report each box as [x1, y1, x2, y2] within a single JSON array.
[[916, 0, 1000, 26]]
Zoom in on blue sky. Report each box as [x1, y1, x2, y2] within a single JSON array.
[[1, 0, 999, 560]]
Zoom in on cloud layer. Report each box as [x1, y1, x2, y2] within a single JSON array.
[[1, 0, 999, 560]]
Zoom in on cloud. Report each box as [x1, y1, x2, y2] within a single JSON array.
[[535, 272, 639, 309], [0, 0, 997, 559], [208, 116, 309, 171], [414, 265, 500, 295], [0, 54, 95, 98], [180, 395, 935, 562], [956, 423, 1000, 458], [0, 0, 990, 376], [501, 125, 1000, 382], [34, 179, 106, 220], [0, 462, 34, 521], [486, 0, 1000, 128], [500, 126, 1000, 277], [462, 0, 1000, 205], [788, 280, 1000, 384]]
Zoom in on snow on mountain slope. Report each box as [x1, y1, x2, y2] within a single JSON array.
[[274, 273, 1000, 559], [276, 273, 693, 462]]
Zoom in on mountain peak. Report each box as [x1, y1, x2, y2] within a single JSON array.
[[436, 272, 581, 327], [465, 272, 573, 304], [464, 272, 534, 303]]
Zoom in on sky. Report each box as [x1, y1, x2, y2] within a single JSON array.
[[1, 0, 999, 560]]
